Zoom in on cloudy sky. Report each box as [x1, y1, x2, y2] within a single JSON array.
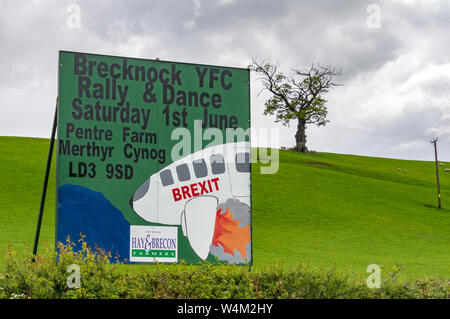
[[1, 0, 450, 161]]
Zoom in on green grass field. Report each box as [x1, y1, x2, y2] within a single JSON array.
[[0, 136, 449, 280]]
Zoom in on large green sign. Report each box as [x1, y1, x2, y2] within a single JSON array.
[[57, 51, 251, 265]]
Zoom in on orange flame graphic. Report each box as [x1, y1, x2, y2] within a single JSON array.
[[212, 207, 251, 258]]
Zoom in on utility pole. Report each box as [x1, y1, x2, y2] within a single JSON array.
[[430, 138, 441, 209]]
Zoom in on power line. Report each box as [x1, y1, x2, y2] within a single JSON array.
[[0, 80, 52, 91], [324, 125, 450, 146]]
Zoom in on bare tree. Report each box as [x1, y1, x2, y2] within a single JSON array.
[[250, 58, 343, 153]]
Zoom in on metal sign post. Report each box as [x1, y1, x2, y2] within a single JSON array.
[[32, 99, 58, 259]]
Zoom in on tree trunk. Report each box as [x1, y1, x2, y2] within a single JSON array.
[[295, 118, 308, 153]]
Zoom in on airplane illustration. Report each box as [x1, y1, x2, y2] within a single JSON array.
[[129, 141, 251, 260]]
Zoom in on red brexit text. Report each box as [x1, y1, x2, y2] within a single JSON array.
[[172, 178, 219, 202]]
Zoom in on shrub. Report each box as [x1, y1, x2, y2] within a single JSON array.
[[0, 240, 448, 299]]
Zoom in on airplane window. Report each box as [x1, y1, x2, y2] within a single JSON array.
[[210, 154, 225, 174], [193, 159, 208, 178], [160, 169, 174, 186], [133, 177, 150, 201], [176, 163, 191, 181], [235, 152, 250, 173]]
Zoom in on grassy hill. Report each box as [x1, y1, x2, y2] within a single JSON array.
[[0, 136, 449, 280]]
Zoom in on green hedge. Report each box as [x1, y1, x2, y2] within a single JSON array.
[[0, 240, 448, 299]]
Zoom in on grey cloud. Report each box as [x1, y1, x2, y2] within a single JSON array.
[[1, 0, 450, 161]]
